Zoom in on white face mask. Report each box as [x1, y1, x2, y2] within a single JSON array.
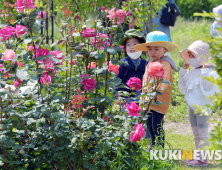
[[189, 58, 201, 68], [127, 51, 142, 60]]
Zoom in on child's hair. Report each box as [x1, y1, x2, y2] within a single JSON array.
[[122, 37, 145, 56]]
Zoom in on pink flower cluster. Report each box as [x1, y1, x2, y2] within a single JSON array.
[[35, 49, 64, 66], [130, 123, 145, 142], [91, 33, 110, 51], [0, 25, 27, 41], [126, 77, 142, 91], [81, 28, 96, 38], [15, 25, 27, 38], [40, 75, 51, 86], [148, 62, 164, 78], [81, 74, 96, 92], [107, 8, 126, 25], [37, 11, 47, 19], [15, 0, 36, 12], [0, 26, 16, 42], [126, 102, 141, 117]]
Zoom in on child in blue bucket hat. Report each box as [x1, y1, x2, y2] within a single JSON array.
[[135, 31, 179, 150]]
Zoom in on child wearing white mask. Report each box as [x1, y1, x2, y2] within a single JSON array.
[[116, 29, 147, 103], [178, 40, 220, 167]]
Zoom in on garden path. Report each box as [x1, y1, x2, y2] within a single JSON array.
[[164, 118, 222, 135]]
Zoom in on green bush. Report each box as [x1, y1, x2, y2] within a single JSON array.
[[174, 0, 221, 19]]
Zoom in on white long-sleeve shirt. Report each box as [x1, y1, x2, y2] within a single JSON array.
[[178, 67, 220, 114]]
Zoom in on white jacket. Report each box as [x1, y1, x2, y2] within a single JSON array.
[[178, 67, 220, 114]]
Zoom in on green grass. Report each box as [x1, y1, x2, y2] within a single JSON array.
[[170, 17, 212, 66]]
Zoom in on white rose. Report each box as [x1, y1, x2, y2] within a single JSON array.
[[16, 69, 29, 81]]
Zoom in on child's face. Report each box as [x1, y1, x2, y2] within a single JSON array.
[[188, 51, 195, 58], [147, 46, 168, 61], [125, 38, 140, 53]]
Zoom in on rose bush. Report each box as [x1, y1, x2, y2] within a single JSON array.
[[0, 0, 173, 169]]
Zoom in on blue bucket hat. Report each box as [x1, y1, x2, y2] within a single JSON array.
[[134, 31, 179, 52]]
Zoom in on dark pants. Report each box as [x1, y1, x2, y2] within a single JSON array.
[[147, 110, 165, 148]]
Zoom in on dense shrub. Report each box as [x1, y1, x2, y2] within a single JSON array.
[[174, 0, 221, 19]]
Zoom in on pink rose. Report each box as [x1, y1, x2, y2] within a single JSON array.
[[126, 77, 142, 91], [0, 26, 16, 42], [69, 60, 75, 65], [101, 6, 106, 11], [126, 12, 131, 17], [107, 8, 126, 25], [14, 81, 20, 87], [40, 75, 51, 86], [81, 28, 96, 38], [15, 0, 36, 12], [2, 49, 16, 61], [49, 50, 64, 65], [17, 62, 24, 67], [28, 45, 39, 52], [42, 68, 57, 77], [35, 48, 49, 64], [148, 62, 164, 78], [81, 74, 96, 92], [126, 102, 141, 117], [37, 11, 47, 19], [130, 123, 145, 142], [86, 62, 97, 69], [108, 62, 120, 74], [15, 25, 27, 38]]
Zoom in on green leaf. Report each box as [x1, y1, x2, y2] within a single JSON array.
[[20, 50, 28, 61], [114, 78, 122, 85], [27, 118, 35, 125], [36, 118, 45, 126], [12, 54, 19, 62], [41, 87, 47, 97], [107, 47, 117, 55], [7, 92, 14, 100], [120, 60, 129, 66], [86, 131, 92, 137], [24, 38, 32, 44], [162, 79, 171, 86], [152, 101, 162, 105]]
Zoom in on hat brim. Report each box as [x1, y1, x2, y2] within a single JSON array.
[[119, 36, 146, 45], [134, 41, 179, 52]]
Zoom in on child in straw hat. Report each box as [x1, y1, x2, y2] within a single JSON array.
[[134, 31, 179, 150], [178, 40, 220, 166]]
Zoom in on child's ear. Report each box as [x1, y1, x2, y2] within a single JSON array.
[[164, 47, 168, 53]]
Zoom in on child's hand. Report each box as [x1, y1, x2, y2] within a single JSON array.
[[202, 64, 210, 68], [180, 50, 189, 64], [183, 63, 190, 69]]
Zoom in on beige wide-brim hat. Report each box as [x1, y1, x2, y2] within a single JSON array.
[[181, 40, 210, 65], [134, 31, 179, 52]]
